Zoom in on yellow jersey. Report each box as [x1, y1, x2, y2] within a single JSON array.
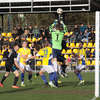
[[37, 46, 52, 66], [18, 48, 31, 65]]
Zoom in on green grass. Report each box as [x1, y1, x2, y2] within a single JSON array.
[[96, 98, 100, 100], [0, 72, 95, 100]]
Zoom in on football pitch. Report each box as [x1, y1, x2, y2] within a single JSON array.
[[0, 72, 97, 100]]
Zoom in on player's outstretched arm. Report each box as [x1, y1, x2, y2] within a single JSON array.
[[28, 55, 36, 60], [60, 21, 68, 33], [49, 20, 58, 32]]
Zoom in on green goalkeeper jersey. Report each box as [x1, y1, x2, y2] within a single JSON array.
[[50, 23, 67, 50], [51, 30, 64, 50]]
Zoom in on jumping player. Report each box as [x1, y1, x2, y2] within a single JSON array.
[[49, 20, 68, 78]]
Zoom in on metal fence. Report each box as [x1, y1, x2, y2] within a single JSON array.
[[0, 0, 90, 13]]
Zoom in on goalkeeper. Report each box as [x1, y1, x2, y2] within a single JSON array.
[[49, 20, 68, 76]]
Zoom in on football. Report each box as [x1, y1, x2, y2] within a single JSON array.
[[57, 8, 63, 14]]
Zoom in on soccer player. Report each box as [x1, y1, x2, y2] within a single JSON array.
[[36, 41, 58, 88], [49, 20, 68, 77], [73, 43, 86, 85], [18, 40, 34, 87], [0, 43, 23, 88]]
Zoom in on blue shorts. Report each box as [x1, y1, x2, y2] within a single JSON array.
[[52, 48, 65, 62]]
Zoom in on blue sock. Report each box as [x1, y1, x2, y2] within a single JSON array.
[[41, 75, 48, 84], [21, 73, 24, 82], [77, 73, 83, 81], [49, 73, 54, 82], [54, 72, 58, 86], [28, 74, 32, 80]]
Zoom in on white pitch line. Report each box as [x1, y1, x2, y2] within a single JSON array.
[[91, 97, 96, 100]]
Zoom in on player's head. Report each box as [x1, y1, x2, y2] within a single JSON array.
[[3, 42, 9, 50], [55, 23, 63, 31], [35, 44, 41, 52], [42, 41, 49, 48], [22, 40, 27, 48], [13, 42, 19, 51]]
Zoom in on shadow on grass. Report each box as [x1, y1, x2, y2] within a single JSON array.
[[61, 81, 94, 87], [85, 81, 94, 86], [0, 87, 34, 94], [0, 81, 94, 94]]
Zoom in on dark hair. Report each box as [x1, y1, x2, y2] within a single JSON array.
[[13, 42, 18, 47], [55, 23, 64, 31], [11, 42, 18, 49], [35, 44, 41, 51]]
